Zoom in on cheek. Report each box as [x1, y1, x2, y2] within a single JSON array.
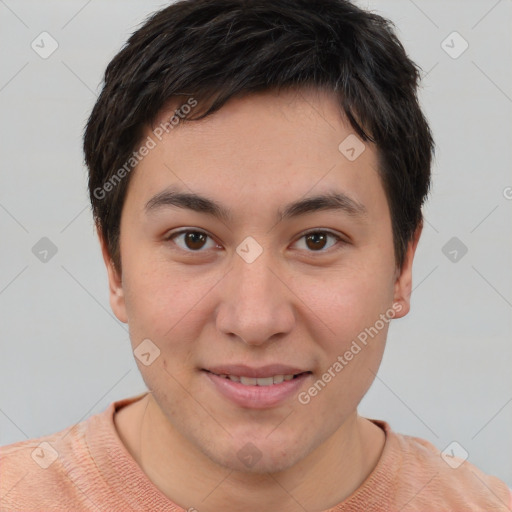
[[305, 260, 396, 342], [121, 265, 210, 392], [301, 273, 393, 412], [122, 258, 217, 347], [302, 262, 394, 395]]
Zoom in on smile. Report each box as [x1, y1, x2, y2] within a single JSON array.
[[203, 370, 313, 408], [208, 372, 308, 386]]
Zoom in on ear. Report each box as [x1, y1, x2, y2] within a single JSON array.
[[97, 225, 128, 324], [392, 220, 423, 319]]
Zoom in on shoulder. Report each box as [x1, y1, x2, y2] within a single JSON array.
[[382, 423, 512, 511], [0, 394, 149, 511], [0, 415, 101, 510]]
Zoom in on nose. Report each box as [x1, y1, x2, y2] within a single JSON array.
[[215, 242, 296, 346]]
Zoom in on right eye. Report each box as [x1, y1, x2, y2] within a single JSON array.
[[165, 229, 221, 252]]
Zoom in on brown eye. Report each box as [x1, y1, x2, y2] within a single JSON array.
[[166, 229, 345, 255], [305, 232, 328, 251], [183, 232, 208, 250], [294, 231, 343, 252], [168, 230, 217, 252]]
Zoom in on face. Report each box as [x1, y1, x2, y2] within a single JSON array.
[[101, 87, 420, 474]]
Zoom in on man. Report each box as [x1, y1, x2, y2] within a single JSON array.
[[1, 0, 511, 510]]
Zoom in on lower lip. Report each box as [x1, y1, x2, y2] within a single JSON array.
[[203, 371, 311, 409]]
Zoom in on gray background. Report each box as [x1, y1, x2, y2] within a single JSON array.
[[1, 0, 511, 489]]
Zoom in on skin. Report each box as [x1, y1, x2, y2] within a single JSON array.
[[100, 86, 422, 512]]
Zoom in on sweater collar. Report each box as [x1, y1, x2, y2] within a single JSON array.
[[86, 392, 396, 511]]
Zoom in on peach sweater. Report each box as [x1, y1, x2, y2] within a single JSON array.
[[1, 392, 511, 511]]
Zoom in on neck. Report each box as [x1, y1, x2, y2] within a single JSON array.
[[116, 394, 386, 512]]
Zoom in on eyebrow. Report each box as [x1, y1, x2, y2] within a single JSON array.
[[144, 186, 367, 223]]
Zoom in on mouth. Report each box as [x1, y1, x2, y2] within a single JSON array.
[[203, 370, 312, 386], [201, 367, 313, 408]]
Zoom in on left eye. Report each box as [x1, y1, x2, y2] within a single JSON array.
[[166, 229, 343, 253], [293, 231, 342, 252]]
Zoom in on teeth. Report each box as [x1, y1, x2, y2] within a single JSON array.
[[219, 373, 300, 385], [240, 376, 258, 385], [254, 377, 274, 386]]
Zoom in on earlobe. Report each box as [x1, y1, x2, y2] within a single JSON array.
[[97, 226, 128, 324], [392, 221, 423, 319]]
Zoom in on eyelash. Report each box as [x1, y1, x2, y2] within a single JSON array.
[[164, 228, 347, 255]]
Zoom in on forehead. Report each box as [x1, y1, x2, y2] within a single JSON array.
[[126, 88, 387, 223]]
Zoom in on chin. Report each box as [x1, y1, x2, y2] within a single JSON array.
[[203, 435, 309, 475]]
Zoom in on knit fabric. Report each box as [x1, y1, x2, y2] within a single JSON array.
[[1, 392, 511, 511]]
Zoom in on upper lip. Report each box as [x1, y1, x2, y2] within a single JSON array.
[[204, 364, 311, 378]]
